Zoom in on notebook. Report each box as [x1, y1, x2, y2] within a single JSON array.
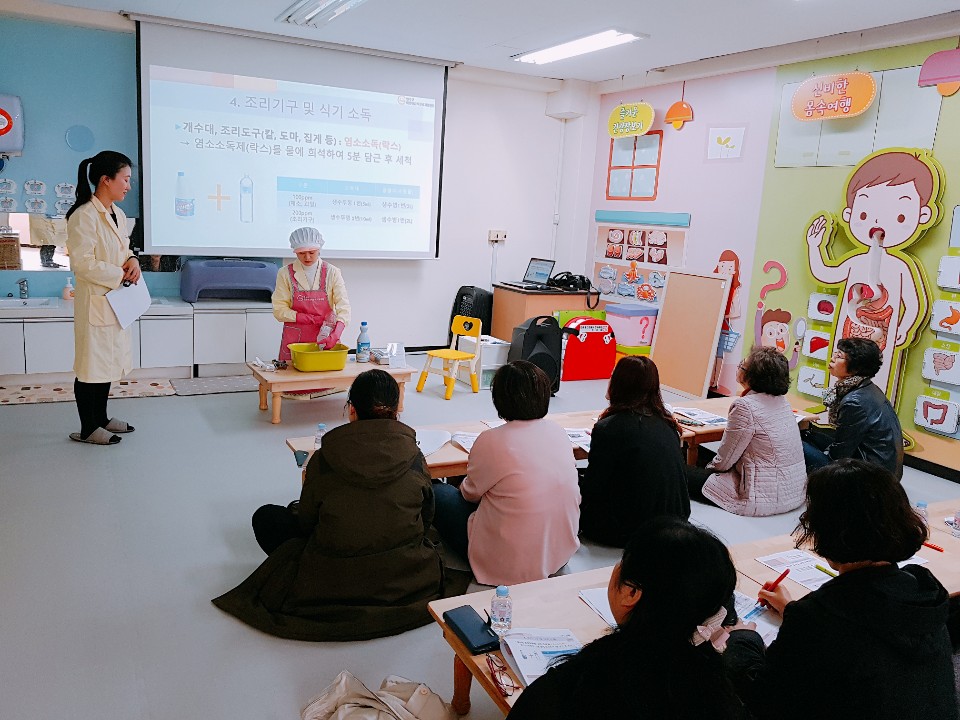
[[501, 258, 556, 289]]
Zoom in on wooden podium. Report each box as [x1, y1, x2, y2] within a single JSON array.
[[491, 284, 592, 340]]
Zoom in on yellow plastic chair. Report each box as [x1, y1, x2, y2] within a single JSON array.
[[416, 315, 483, 400]]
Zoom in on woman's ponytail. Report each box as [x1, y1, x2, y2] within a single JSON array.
[[66, 158, 94, 220], [65, 151, 132, 220]]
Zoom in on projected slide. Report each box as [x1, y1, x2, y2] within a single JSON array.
[[146, 65, 438, 258]]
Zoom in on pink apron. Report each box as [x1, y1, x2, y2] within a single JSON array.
[[278, 262, 335, 362]]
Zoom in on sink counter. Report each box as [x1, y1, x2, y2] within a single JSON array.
[[0, 297, 193, 319], [0, 297, 69, 319]]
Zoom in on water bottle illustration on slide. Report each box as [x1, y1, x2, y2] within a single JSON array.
[[175, 171, 195, 219], [239, 175, 254, 223]]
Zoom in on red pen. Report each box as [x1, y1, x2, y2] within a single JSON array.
[[758, 568, 790, 607], [923, 540, 944, 552]]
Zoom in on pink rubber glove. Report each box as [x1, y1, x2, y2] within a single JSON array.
[[321, 321, 345, 349]]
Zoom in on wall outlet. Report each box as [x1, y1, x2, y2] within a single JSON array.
[[487, 229, 507, 243]]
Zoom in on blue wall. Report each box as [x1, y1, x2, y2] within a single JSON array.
[[0, 17, 139, 217]]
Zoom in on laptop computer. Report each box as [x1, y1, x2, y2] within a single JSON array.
[[501, 258, 556, 290]]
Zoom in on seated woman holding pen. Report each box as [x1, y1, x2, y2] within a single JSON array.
[[507, 518, 744, 720], [684, 346, 806, 516], [724, 459, 957, 720], [579, 356, 690, 547], [432, 361, 581, 586]]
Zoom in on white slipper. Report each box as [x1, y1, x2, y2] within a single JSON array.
[[69, 428, 121, 445], [104, 418, 135, 433]]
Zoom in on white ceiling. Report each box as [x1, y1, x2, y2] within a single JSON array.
[[37, 0, 960, 81]]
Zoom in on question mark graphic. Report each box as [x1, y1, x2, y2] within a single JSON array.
[[638, 316, 650, 341], [759, 260, 788, 301]]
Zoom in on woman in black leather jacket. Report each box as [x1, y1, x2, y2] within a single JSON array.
[[802, 337, 903, 478]]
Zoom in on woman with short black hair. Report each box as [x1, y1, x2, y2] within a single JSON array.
[[724, 460, 957, 720], [432, 361, 580, 585], [685, 347, 805, 516], [212, 369, 456, 641], [579, 356, 690, 547], [802, 337, 903, 478], [488, 359, 552, 420], [508, 518, 744, 719]]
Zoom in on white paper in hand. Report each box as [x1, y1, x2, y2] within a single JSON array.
[[106, 280, 151, 330]]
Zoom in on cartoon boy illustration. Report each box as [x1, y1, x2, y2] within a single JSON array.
[[755, 304, 800, 369], [806, 149, 944, 399]]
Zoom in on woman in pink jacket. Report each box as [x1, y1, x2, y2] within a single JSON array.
[[432, 361, 581, 586], [685, 347, 806, 516]]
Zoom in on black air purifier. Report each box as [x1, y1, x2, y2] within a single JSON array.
[[448, 286, 493, 345]]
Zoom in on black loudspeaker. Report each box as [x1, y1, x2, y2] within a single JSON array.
[[449, 286, 493, 345], [508, 316, 563, 393]]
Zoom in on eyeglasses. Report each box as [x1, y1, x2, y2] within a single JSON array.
[[485, 654, 518, 697]]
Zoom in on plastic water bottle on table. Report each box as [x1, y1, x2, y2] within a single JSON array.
[[490, 585, 512, 637]]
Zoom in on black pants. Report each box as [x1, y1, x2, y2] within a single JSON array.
[[252, 504, 303, 555], [684, 446, 718, 507], [74, 379, 111, 439]]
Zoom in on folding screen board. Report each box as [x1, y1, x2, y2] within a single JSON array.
[[650, 271, 728, 398]]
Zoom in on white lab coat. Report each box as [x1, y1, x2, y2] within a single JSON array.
[[66, 196, 134, 383]]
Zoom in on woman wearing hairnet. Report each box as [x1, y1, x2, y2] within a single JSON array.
[[272, 227, 351, 363]]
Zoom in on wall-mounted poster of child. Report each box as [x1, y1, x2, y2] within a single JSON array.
[[806, 149, 944, 401]]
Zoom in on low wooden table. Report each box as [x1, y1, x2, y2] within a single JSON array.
[[427, 566, 767, 715], [677, 396, 816, 464], [926, 498, 960, 542], [249, 360, 414, 424], [286, 409, 603, 480], [728, 532, 960, 599]]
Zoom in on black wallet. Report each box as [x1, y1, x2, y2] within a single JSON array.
[[442, 605, 500, 654]]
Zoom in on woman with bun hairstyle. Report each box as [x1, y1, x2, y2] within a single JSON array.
[[65, 151, 139, 445], [508, 518, 743, 719]]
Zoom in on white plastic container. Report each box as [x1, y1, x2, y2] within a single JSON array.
[[356, 321, 371, 362]]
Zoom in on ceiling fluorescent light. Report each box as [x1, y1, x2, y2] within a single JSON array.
[[513, 30, 643, 65], [277, 0, 371, 27]]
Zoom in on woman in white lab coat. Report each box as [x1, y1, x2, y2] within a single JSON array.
[[65, 151, 140, 445]]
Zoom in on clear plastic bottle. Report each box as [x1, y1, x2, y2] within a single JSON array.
[[915, 501, 928, 527], [356, 321, 371, 363], [490, 585, 512, 637], [62, 277, 75, 300], [175, 171, 195, 219], [314, 423, 327, 451], [239, 175, 254, 223]]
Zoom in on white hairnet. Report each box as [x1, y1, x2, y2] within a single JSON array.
[[289, 227, 324, 251]]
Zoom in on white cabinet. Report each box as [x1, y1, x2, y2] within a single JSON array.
[[0, 322, 25, 374], [194, 311, 246, 364], [140, 317, 193, 368], [24, 320, 74, 374], [130, 320, 141, 370], [245, 311, 283, 362]]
